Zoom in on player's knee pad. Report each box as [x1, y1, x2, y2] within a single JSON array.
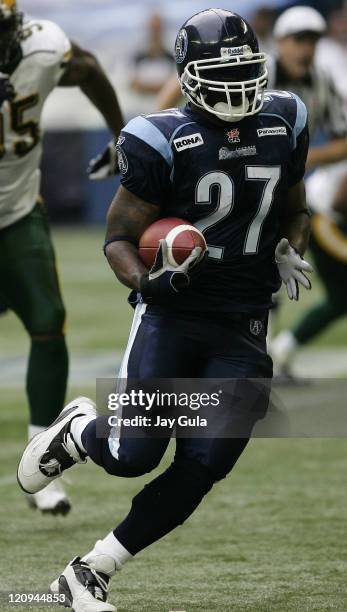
[[29, 302, 66, 338], [110, 444, 164, 477], [83, 417, 164, 477], [117, 442, 164, 476]]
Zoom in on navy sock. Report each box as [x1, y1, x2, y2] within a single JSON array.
[[113, 458, 215, 555]]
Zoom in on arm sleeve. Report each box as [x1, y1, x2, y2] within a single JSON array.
[[286, 94, 309, 186], [118, 130, 172, 207], [288, 124, 310, 186]]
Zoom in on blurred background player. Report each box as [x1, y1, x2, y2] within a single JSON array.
[[251, 5, 277, 55], [269, 6, 347, 376], [0, 0, 124, 514], [316, 6, 347, 92], [129, 11, 175, 98]]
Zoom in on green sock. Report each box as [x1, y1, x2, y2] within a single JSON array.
[[26, 336, 69, 427], [293, 299, 347, 345]]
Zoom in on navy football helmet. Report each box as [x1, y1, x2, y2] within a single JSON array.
[[175, 8, 268, 122]]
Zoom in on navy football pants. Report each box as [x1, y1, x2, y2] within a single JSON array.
[[83, 305, 273, 555]]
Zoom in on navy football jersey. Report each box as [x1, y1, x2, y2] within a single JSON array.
[[118, 91, 309, 313]]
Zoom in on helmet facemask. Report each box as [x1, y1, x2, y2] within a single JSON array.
[[180, 46, 268, 122], [0, 1, 23, 70]]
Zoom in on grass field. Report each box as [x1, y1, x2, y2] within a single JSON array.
[[1, 228, 347, 612]]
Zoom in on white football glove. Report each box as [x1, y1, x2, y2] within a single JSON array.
[[275, 238, 313, 301], [87, 141, 118, 180]]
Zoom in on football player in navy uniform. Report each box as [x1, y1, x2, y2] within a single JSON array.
[[18, 10, 313, 611]]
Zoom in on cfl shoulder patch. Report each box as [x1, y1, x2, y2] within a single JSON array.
[[173, 133, 204, 152]]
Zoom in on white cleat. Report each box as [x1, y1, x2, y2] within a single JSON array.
[[50, 555, 116, 611], [26, 479, 72, 516], [17, 397, 96, 495], [269, 330, 298, 373]]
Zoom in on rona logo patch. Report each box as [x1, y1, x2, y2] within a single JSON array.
[[174, 133, 204, 152], [257, 127, 287, 137]]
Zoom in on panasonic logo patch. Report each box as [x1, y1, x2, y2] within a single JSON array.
[[257, 127, 287, 137], [174, 133, 204, 152]]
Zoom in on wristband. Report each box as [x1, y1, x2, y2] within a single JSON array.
[[103, 235, 139, 257]]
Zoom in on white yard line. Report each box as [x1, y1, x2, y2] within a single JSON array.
[[293, 349, 347, 378], [0, 352, 122, 387], [0, 349, 346, 388]]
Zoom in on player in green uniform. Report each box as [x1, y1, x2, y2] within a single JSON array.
[[0, 0, 123, 514]]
